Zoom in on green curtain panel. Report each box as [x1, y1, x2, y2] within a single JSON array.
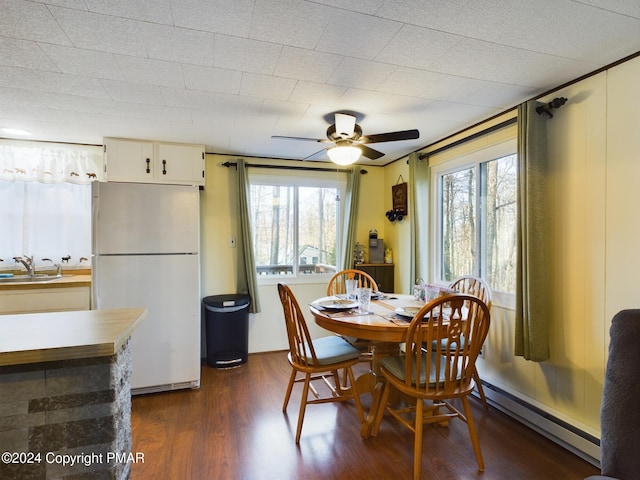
[[515, 101, 550, 361], [341, 166, 361, 270], [236, 159, 261, 313], [408, 152, 430, 286]]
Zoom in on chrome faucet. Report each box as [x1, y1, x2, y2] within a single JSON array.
[[14, 255, 35, 276]]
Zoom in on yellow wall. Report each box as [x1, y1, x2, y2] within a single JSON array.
[[381, 159, 412, 293], [605, 57, 640, 316], [353, 165, 386, 259]]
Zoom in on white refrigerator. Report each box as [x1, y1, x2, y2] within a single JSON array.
[[91, 182, 201, 395]]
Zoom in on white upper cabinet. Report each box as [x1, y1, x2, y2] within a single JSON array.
[[156, 143, 205, 185], [104, 138, 154, 182], [104, 137, 205, 186]]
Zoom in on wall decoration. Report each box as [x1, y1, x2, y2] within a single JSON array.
[[387, 175, 407, 222], [392, 176, 407, 215]]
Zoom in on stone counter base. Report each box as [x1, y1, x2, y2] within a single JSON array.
[[0, 340, 132, 480]]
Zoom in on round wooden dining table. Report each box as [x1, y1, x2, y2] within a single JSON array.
[[309, 293, 424, 437]]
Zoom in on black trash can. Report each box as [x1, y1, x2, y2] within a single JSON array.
[[203, 294, 251, 368]]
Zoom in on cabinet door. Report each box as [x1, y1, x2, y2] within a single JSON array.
[[375, 266, 394, 292], [0, 287, 91, 314], [357, 264, 394, 292], [157, 143, 205, 186], [105, 138, 154, 182]]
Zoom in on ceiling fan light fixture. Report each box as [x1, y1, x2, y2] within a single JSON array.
[[327, 145, 361, 165], [334, 113, 356, 137]]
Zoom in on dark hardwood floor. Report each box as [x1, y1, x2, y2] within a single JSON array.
[[131, 351, 600, 480]]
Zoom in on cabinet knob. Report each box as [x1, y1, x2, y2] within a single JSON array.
[[145, 158, 150, 174], [162, 159, 167, 175]]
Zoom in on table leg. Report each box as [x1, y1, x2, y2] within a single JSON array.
[[360, 341, 399, 439], [355, 371, 376, 396]]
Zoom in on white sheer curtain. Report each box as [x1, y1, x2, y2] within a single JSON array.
[[0, 144, 99, 184], [0, 144, 97, 270]]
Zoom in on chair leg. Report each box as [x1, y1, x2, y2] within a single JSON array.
[[295, 373, 311, 444], [331, 370, 344, 395], [345, 366, 364, 423], [461, 395, 485, 471], [473, 366, 489, 409], [413, 399, 424, 480], [341, 367, 347, 388], [283, 368, 296, 412]]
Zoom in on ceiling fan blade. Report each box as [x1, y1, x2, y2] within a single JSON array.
[[359, 145, 385, 160], [303, 147, 330, 161], [360, 129, 420, 144], [272, 135, 330, 143], [334, 113, 356, 137]]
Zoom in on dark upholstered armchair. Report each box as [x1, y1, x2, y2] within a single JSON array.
[[585, 309, 640, 480]]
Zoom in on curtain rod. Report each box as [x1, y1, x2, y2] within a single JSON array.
[[220, 161, 367, 174], [0, 137, 103, 148], [419, 117, 517, 160], [535, 97, 567, 118]]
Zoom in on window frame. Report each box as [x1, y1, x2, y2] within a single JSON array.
[[248, 168, 347, 285], [429, 136, 517, 308]]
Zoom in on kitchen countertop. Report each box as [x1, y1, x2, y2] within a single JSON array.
[[0, 273, 91, 290], [0, 307, 146, 366]]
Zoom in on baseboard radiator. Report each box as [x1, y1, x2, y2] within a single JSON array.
[[479, 381, 601, 467]]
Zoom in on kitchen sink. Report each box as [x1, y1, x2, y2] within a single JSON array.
[[0, 274, 70, 284]]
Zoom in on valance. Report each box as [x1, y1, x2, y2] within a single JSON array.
[[0, 144, 99, 184]]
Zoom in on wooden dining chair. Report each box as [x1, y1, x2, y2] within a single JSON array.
[[326, 268, 379, 296], [277, 283, 364, 444], [371, 294, 491, 479], [448, 276, 492, 308], [326, 269, 379, 368], [448, 275, 492, 408]]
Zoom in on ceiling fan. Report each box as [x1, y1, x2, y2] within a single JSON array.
[[272, 113, 420, 165]]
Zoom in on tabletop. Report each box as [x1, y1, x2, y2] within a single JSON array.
[[310, 294, 425, 343]]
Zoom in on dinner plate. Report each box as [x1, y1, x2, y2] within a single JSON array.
[[394, 306, 421, 318], [316, 299, 358, 310]]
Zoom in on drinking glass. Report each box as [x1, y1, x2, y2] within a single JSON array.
[[426, 284, 440, 302], [357, 287, 371, 314], [345, 279, 357, 300]]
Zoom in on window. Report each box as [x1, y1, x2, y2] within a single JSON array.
[[481, 155, 517, 293], [431, 130, 517, 296], [0, 142, 100, 272], [249, 169, 345, 280], [0, 182, 92, 268]]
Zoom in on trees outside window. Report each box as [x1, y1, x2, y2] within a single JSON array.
[[436, 151, 517, 295], [249, 171, 344, 279], [482, 154, 517, 294]]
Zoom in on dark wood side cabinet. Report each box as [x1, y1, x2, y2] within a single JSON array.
[[356, 263, 395, 292]]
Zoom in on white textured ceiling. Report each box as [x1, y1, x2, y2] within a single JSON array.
[[1, 0, 639, 165]]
